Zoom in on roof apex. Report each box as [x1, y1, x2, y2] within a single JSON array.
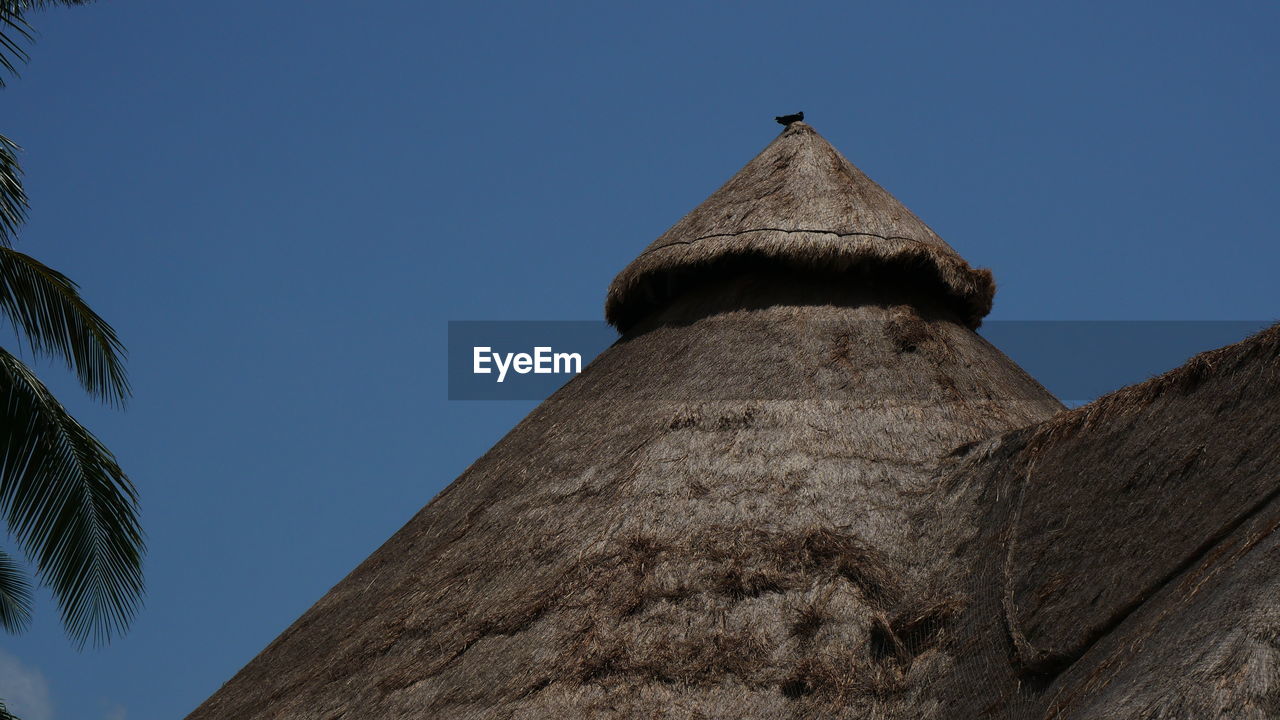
[[605, 121, 995, 331]]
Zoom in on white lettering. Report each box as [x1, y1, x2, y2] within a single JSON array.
[[493, 351, 513, 383], [472, 346, 584, 382], [473, 347, 492, 375], [534, 346, 552, 373], [553, 351, 581, 374]]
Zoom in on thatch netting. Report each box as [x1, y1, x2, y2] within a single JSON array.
[[186, 270, 1063, 719], [605, 122, 995, 331]]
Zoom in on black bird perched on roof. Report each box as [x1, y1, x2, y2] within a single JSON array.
[[775, 111, 804, 125]]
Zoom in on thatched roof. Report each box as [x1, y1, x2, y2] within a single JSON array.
[[605, 122, 995, 331], [921, 321, 1280, 718], [185, 119, 1277, 719], [187, 266, 1064, 719], [186, 121, 1068, 718]]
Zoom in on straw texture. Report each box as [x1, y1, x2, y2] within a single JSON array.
[[916, 321, 1280, 718], [185, 119, 1278, 719], [605, 122, 995, 331], [186, 267, 1063, 719]]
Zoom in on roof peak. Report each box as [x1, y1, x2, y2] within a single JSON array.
[[605, 122, 995, 331]]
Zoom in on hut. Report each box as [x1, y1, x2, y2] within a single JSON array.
[[187, 122, 1279, 719]]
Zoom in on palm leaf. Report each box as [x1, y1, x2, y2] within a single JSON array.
[[2, 0, 95, 8], [0, 4, 33, 88], [0, 133, 27, 248], [0, 246, 129, 405], [0, 1, 95, 88], [0, 699, 20, 720], [3, 0, 98, 243], [0, 546, 32, 632], [0, 347, 143, 647]]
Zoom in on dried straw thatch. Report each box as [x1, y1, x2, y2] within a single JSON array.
[[605, 122, 996, 331], [920, 321, 1280, 719], [187, 122, 1064, 719], [188, 277, 1063, 719], [186, 121, 1278, 719]]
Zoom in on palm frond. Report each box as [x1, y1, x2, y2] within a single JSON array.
[[0, 3, 34, 88], [0, 246, 129, 405], [0, 699, 21, 720], [0, 546, 32, 632], [0, 0, 94, 88], [0, 134, 27, 248], [0, 348, 143, 648], [3, 0, 95, 8]]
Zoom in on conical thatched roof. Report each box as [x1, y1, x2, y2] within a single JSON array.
[[605, 122, 996, 331], [187, 122, 1276, 719], [187, 122, 1061, 719]]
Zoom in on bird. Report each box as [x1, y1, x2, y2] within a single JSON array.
[[775, 111, 804, 126]]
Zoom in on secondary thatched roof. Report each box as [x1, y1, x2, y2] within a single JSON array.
[[605, 122, 996, 331], [920, 320, 1280, 718]]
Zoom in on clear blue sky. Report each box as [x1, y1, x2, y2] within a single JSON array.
[[1, 2, 1277, 718]]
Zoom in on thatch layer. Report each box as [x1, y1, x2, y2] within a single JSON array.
[[925, 321, 1280, 718], [605, 123, 996, 331], [184, 112, 1280, 717], [186, 271, 1062, 719]]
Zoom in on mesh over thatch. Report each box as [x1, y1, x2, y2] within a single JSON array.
[[915, 321, 1280, 719], [605, 122, 996, 331], [186, 268, 1063, 719]]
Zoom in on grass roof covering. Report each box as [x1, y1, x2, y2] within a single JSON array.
[[917, 321, 1280, 718], [186, 115, 1278, 718], [186, 269, 1063, 718], [605, 122, 996, 332]]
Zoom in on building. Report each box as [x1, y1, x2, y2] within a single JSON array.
[[188, 121, 1280, 719]]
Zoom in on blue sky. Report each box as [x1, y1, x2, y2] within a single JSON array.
[[1, 2, 1277, 718]]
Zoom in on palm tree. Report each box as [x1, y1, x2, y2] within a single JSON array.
[[0, 0, 145, 674]]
